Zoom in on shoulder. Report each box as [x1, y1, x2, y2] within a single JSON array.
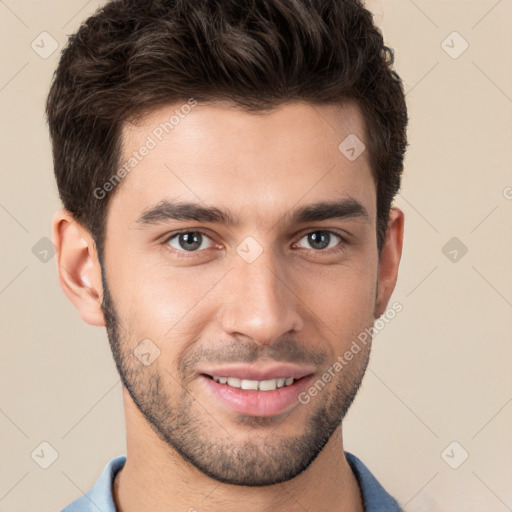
[[345, 451, 404, 512], [60, 455, 126, 512]]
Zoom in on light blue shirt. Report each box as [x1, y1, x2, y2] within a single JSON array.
[[61, 452, 403, 511]]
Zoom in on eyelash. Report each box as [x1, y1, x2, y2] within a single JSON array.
[[162, 229, 348, 259]]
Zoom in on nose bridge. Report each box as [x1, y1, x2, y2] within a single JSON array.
[[220, 241, 303, 345]]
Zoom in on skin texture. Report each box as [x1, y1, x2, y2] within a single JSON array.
[[53, 100, 404, 512]]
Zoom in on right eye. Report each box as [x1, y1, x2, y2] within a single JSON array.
[[164, 231, 216, 255]]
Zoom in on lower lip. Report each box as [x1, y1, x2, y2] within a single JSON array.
[[199, 374, 314, 417]]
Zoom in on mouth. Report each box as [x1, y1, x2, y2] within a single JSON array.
[[198, 368, 315, 417], [202, 374, 298, 391]]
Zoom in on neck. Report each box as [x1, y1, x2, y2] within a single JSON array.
[[113, 390, 363, 512]]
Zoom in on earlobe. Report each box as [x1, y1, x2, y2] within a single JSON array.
[[52, 209, 106, 326], [374, 207, 404, 319]]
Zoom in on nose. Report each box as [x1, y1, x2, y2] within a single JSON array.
[[219, 245, 304, 346]]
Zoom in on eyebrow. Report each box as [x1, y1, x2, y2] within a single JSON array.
[[135, 197, 370, 228]]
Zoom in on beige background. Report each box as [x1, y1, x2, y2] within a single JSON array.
[[1, 1, 511, 511]]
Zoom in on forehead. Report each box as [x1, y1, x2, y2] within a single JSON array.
[[112, 100, 375, 225]]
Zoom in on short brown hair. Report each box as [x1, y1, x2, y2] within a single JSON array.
[[46, 0, 408, 257]]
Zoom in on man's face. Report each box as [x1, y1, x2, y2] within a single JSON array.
[[101, 100, 381, 485]]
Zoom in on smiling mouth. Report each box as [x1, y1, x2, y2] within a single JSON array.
[[199, 372, 314, 417], [201, 374, 304, 391]]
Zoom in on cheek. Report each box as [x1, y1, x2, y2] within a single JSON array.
[[305, 267, 375, 401], [110, 257, 223, 344], [296, 261, 377, 343]]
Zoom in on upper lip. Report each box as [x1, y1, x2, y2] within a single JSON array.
[[198, 363, 316, 381]]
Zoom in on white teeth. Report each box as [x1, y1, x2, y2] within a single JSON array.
[[258, 379, 277, 391], [211, 376, 296, 391], [240, 379, 259, 390], [227, 377, 241, 388]]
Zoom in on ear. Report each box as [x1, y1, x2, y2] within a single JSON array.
[[374, 206, 404, 319], [52, 209, 105, 326]]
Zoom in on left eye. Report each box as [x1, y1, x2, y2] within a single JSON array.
[[165, 231, 214, 252], [295, 231, 342, 251]]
